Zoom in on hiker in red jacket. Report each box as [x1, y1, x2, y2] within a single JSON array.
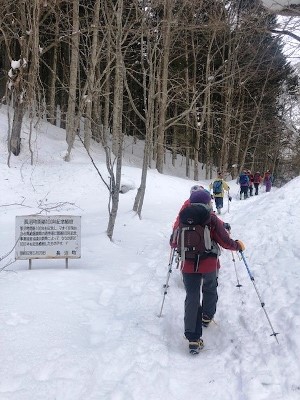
[[170, 189, 245, 355], [253, 171, 262, 195]]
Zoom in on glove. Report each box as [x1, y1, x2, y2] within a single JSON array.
[[228, 196, 232, 202], [223, 222, 231, 231], [236, 240, 245, 252]]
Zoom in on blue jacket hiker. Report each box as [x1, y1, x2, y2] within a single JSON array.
[[237, 171, 249, 200]]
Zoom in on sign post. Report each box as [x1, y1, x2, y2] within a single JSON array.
[[15, 215, 81, 269]]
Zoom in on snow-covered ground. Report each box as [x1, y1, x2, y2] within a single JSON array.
[[1, 108, 300, 400]]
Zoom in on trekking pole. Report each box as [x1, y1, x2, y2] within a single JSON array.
[[158, 248, 177, 318], [231, 251, 242, 288], [239, 251, 280, 343], [227, 191, 230, 213], [226, 227, 241, 288]]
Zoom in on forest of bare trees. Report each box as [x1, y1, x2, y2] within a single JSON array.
[[0, 0, 299, 236]]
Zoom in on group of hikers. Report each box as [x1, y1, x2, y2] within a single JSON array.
[[237, 169, 273, 200], [209, 169, 273, 212], [168, 168, 273, 355]]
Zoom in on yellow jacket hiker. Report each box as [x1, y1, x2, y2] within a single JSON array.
[[209, 172, 231, 214]]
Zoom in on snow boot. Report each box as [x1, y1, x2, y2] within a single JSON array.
[[189, 338, 204, 355], [202, 314, 213, 327]]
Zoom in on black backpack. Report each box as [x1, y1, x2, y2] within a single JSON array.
[[177, 204, 219, 271]]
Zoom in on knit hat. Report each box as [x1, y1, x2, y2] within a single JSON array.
[[190, 184, 204, 194], [190, 189, 211, 205]]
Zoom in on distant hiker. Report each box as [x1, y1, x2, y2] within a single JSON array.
[[246, 170, 254, 197], [209, 172, 231, 214], [237, 170, 249, 200], [171, 189, 245, 355], [263, 170, 273, 192], [253, 172, 262, 195]]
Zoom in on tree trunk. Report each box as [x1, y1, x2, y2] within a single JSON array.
[[10, 100, 24, 156], [102, 27, 111, 145], [220, 46, 235, 172], [8, 1, 28, 157], [84, 0, 101, 151], [65, 0, 80, 161], [156, 0, 172, 173], [106, 0, 124, 240], [133, 18, 157, 217], [204, 33, 215, 179], [48, 15, 59, 125]]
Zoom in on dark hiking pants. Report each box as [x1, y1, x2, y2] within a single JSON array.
[[214, 196, 223, 210], [240, 186, 248, 199], [182, 271, 218, 341]]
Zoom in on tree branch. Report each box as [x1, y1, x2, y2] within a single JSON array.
[[268, 29, 300, 42]]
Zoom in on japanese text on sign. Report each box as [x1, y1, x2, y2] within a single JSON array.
[[15, 215, 81, 259]]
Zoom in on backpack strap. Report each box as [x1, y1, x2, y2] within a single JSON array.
[[203, 225, 212, 251], [207, 213, 221, 258], [180, 226, 190, 264]]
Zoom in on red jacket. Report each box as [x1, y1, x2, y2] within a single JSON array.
[[172, 203, 240, 274], [246, 173, 254, 186], [253, 173, 262, 184]]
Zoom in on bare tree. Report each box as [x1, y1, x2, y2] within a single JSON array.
[[156, 0, 172, 173], [132, 4, 159, 217], [83, 0, 101, 151], [65, 0, 80, 161], [106, 0, 125, 239]]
